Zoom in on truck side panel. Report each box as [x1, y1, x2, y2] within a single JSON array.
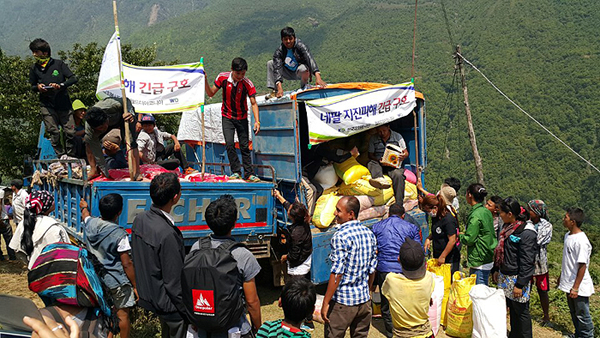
[[91, 181, 275, 248]]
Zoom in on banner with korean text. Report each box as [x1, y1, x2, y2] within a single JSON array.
[[305, 82, 417, 144], [96, 32, 205, 114]]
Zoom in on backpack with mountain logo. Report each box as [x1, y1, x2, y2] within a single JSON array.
[[181, 237, 245, 332]]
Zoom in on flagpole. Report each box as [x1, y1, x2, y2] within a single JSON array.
[[113, 0, 137, 180], [200, 58, 206, 176]]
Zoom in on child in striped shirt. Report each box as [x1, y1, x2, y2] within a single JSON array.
[[256, 278, 315, 338]]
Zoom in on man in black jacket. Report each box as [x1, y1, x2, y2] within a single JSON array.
[[131, 173, 186, 338], [266, 27, 326, 98], [28, 38, 78, 157]]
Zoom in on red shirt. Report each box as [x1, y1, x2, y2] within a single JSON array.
[[214, 72, 257, 120]]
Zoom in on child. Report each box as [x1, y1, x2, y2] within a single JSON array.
[[382, 238, 435, 337], [205, 57, 261, 182], [558, 208, 594, 338], [256, 278, 315, 338], [80, 194, 137, 338]]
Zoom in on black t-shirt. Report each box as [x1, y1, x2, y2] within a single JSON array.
[[29, 58, 77, 111], [431, 212, 460, 262]]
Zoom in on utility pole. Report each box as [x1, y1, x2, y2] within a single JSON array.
[[455, 45, 485, 185]]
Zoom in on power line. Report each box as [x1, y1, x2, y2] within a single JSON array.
[[455, 52, 600, 174]]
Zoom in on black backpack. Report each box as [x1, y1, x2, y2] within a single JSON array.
[[181, 237, 246, 332]]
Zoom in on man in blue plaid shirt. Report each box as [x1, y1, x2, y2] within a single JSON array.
[[321, 196, 378, 338]]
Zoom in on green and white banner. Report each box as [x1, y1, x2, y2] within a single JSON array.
[[305, 83, 417, 144], [96, 32, 205, 114]]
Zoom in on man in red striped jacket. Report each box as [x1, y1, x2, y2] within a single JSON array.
[[205, 57, 261, 182]]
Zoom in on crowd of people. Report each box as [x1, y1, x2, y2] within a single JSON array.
[[2, 171, 594, 338]]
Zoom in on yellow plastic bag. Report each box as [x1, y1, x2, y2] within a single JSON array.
[[445, 272, 476, 338], [404, 181, 418, 201], [333, 156, 370, 185], [373, 186, 394, 206], [426, 259, 452, 326], [338, 175, 392, 197], [312, 192, 341, 229]]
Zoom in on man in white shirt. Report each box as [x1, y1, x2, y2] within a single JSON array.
[[558, 207, 594, 338], [137, 114, 190, 171], [10, 179, 28, 226]]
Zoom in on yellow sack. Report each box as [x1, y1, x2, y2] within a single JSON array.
[[312, 192, 341, 229], [404, 181, 418, 201], [445, 272, 476, 338], [333, 156, 370, 185], [426, 259, 452, 327], [373, 186, 394, 206], [339, 175, 392, 197]]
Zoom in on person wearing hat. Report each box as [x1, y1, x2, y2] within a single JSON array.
[[460, 183, 497, 285], [527, 200, 552, 325], [71, 99, 87, 159], [137, 114, 190, 171], [84, 97, 141, 180], [382, 238, 434, 338], [9, 190, 68, 269]]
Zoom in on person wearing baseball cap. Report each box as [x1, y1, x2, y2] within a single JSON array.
[[71, 99, 87, 158], [137, 114, 191, 172], [382, 238, 434, 337]]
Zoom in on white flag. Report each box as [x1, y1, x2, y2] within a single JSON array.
[[96, 32, 205, 114]]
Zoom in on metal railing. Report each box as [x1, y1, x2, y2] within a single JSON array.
[[187, 162, 278, 187]]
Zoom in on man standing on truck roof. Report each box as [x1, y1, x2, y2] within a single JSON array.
[[266, 27, 327, 99], [321, 196, 377, 338], [367, 124, 408, 204], [28, 38, 78, 158], [205, 57, 261, 182], [84, 97, 141, 180]]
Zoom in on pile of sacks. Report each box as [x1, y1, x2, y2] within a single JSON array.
[[311, 156, 419, 228]]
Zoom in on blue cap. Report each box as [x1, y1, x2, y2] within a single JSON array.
[[140, 114, 156, 123]]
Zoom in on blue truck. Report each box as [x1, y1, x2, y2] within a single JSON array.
[[32, 83, 428, 285]]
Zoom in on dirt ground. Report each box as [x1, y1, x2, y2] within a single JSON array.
[[0, 221, 564, 337]]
